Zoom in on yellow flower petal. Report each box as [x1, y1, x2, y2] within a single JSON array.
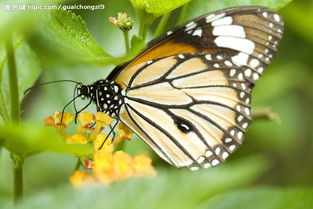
[[117, 122, 134, 138], [112, 151, 133, 180], [78, 112, 93, 127], [53, 111, 73, 127], [94, 112, 114, 126], [94, 133, 113, 151], [70, 170, 96, 188], [44, 116, 55, 126], [133, 154, 156, 176], [93, 150, 114, 184], [67, 134, 88, 144]]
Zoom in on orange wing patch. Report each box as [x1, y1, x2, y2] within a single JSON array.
[[128, 40, 219, 69]]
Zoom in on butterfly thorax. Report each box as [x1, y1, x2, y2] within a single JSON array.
[[77, 79, 124, 118]]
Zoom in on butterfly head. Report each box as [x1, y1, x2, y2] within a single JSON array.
[[77, 79, 124, 118], [76, 84, 90, 100]]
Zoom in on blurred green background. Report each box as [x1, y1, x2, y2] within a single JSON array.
[[0, 0, 313, 208]]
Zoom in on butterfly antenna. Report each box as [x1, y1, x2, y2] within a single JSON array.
[[24, 80, 82, 95], [60, 94, 81, 122], [98, 120, 119, 150], [74, 98, 93, 123], [73, 83, 80, 118]]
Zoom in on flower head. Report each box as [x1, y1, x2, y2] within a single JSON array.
[[109, 12, 133, 30], [46, 111, 156, 187]]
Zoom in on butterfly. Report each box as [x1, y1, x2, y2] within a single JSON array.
[[76, 6, 284, 170]]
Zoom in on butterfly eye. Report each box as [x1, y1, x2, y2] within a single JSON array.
[[174, 117, 193, 133]]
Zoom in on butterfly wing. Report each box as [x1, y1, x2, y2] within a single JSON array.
[[118, 53, 252, 169], [114, 6, 283, 81], [113, 6, 284, 169]]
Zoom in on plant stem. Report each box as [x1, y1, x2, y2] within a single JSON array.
[[138, 11, 155, 40], [0, 58, 10, 122], [11, 153, 24, 203], [0, 90, 10, 122], [73, 158, 81, 172], [139, 20, 148, 40], [252, 107, 280, 122], [6, 36, 20, 122], [122, 30, 130, 52], [7, 36, 23, 202], [177, 3, 189, 25], [154, 12, 171, 38]]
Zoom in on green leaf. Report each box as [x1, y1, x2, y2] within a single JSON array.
[[37, 10, 113, 64], [0, 122, 92, 158], [281, 1, 313, 44], [0, 39, 42, 123], [0, 43, 9, 123], [0, 0, 70, 41], [15, 41, 42, 102], [129, 35, 147, 58], [93, 35, 146, 66], [183, 0, 292, 21], [131, 0, 191, 17], [196, 187, 313, 209], [2, 155, 268, 209]]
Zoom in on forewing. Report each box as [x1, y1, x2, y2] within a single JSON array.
[[114, 6, 283, 88]]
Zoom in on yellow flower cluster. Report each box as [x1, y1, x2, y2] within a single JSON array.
[[45, 111, 156, 187]]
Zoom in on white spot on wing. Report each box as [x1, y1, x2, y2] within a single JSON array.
[[222, 152, 229, 159], [216, 55, 223, 60], [253, 73, 260, 80], [213, 25, 245, 37], [237, 115, 243, 122], [212, 16, 232, 26], [213, 63, 220, 68], [205, 13, 226, 23], [273, 14, 281, 22], [215, 147, 221, 155], [192, 28, 202, 37], [205, 150, 213, 157], [229, 69, 236, 77], [185, 21, 197, 31], [211, 159, 220, 166], [229, 145, 236, 151], [231, 52, 249, 66], [224, 60, 232, 66], [205, 54, 212, 60], [197, 156, 205, 164], [250, 59, 260, 68], [258, 67, 264, 73], [245, 107, 250, 115], [230, 129, 235, 136], [215, 37, 255, 55], [203, 163, 211, 168], [245, 69, 252, 77], [237, 131, 243, 140], [225, 138, 232, 143], [238, 73, 243, 80], [166, 31, 173, 35], [178, 54, 185, 59]]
